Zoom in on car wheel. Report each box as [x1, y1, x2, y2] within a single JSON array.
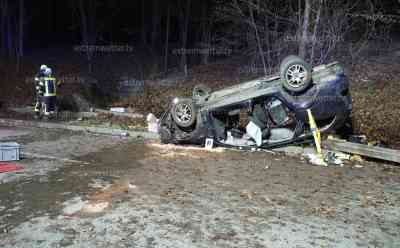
[[193, 84, 211, 103], [280, 55, 312, 93], [171, 98, 196, 128]]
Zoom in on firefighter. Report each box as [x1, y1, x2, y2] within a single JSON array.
[[34, 66, 60, 118], [34, 65, 48, 117], [42, 67, 60, 117]]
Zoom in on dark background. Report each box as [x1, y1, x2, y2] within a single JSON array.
[[1, 0, 399, 72], [22, 1, 400, 46]]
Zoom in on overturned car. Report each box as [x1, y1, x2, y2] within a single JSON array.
[[159, 55, 352, 149]]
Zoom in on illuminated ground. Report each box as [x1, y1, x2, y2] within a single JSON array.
[[0, 126, 399, 247]]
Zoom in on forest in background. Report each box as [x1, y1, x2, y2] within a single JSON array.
[[0, 0, 398, 74]]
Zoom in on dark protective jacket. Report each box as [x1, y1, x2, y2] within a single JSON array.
[[34, 75, 59, 97]]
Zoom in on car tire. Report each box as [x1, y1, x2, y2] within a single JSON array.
[[193, 84, 211, 103], [280, 55, 312, 93], [171, 98, 196, 128]]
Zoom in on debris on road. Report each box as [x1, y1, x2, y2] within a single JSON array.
[[334, 152, 351, 161], [304, 153, 327, 166], [304, 150, 353, 167], [323, 150, 354, 166], [324, 151, 344, 166]]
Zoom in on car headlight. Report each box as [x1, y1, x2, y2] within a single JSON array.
[[173, 98, 179, 105]]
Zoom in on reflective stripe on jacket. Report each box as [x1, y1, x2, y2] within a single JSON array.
[[43, 77, 57, 97]]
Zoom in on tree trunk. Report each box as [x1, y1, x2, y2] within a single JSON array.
[[180, 0, 191, 74], [141, 0, 146, 46], [1, 0, 13, 58], [310, 0, 322, 65], [78, 0, 96, 74], [299, 0, 311, 58], [298, 0, 302, 26], [249, 1, 267, 75], [201, 1, 211, 65], [273, 14, 281, 59], [164, 4, 170, 74], [6, 1, 13, 58], [151, 0, 160, 49], [0, 0, 6, 56], [16, 0, 24, 72], [264, 15, 271, 72]]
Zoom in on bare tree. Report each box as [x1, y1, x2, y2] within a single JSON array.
[[214, 0, 298, 72], [248, 0, 267, 74], [213, 0, 384, 72], [164, 3, 170, 73], [310, 0, 322, 64], [179, 0, 192, 74], [151, 0, 160, 49], [16, 0, 24, 72], [141, 0, 146, 46], [299, 0, 311, 58], [0, 0, 5, 56], [0, 0, 13, 57], [201, 1, 212, 65], [77, 0, 97, 73]]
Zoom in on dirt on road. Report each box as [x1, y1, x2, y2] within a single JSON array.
[[0, 126, 399, 248]]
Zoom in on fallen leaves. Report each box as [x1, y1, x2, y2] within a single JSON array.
[[350, 61, 400, 149]]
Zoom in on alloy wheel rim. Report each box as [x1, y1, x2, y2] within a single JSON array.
[[286, 64, 308, 88], [175, 103, 192, 124]]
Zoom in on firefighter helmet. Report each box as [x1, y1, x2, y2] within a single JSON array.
[[44, 67, 52, 76], [40, 64, 47, 71]]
